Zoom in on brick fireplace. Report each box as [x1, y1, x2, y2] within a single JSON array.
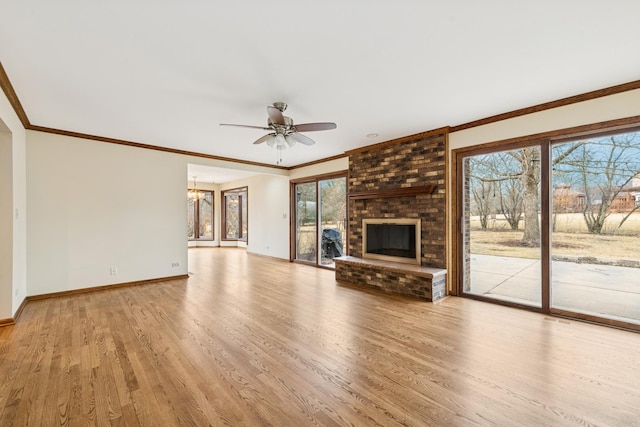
[[334, 129, 447, 301]]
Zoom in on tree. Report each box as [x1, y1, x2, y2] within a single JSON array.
[[471, 179, 494, 229], [467, 143, 583, 246], [513, 147, 541, 245], [554, 133, 640, 234], [472, 148, 536, 241], [497, 177, 524, 230], [295, 182, 317, 224], [320, 178, 347, 227], [469, 154, 520, 230], [512, 143, 586, 245]]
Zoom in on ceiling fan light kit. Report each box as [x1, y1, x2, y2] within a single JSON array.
[[221, 102, 336, 165]]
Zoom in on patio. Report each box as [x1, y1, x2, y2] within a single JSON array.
[[469, 254, 640, 324]]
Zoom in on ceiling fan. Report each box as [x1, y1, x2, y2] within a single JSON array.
[[220, 102, 337, 150]]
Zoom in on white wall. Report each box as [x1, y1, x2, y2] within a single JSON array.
[[0, 85, 27, 319], [12, 122, 26, 315], [26, 131, 189, 295], [288, 157, 348, 180], [218, 174, 291, 259], [25, 130, 295, 296], [0, 125, 12, 319], [449, 89, 640, 150]]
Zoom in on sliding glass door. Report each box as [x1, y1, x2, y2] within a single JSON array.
[[551, 133, 640, 325], [294, 182, 317, 262], [458, 128, 640, 329], [460, 145, 543, 308], [293, 174, 347, 268], [319, 177, 347, 266]]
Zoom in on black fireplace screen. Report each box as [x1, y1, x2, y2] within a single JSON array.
[[365, 223, 416, 258]]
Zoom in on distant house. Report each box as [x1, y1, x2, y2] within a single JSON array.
[[554, 183, 640, 213], [553, 185, 586, 213], [612, 175, 640, 212], [610, 187, 640, 212]]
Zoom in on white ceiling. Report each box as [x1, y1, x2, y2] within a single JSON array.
[[1, 1, 639, 172]]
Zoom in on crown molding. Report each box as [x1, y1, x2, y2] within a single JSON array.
[[287, 153, 348, 170], [450, 80, 640, 133], [0, 61, 30, 127]]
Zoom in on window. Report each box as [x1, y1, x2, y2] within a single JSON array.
[[222, 187, 248, 241], [188, 190, 213, 240]]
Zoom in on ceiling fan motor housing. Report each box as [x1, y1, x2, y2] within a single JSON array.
[[269, 115, 293, 131], [272, 102, 287, 112]]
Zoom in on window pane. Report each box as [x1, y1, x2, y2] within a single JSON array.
[[319, 177, 346, 266], [295, 182, 317, 262], [187, 198, 195, 239], [462, 146, 542, 307], [551, 131, 640, 324], [240, 191, 248, 241], [222, 187, 248, 241], [225, 193, 239, 239], [198, 193, 213, 240]]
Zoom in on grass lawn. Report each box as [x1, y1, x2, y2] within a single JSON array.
[[469, 213, 640, 261]]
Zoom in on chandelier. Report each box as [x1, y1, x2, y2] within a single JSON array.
[[188, 176, 205, 200]]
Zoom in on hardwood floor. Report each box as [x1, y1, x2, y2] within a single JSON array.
[[1, 248, 639, 426]]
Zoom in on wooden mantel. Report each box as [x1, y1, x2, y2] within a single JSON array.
[[348, 185, 437, 201]]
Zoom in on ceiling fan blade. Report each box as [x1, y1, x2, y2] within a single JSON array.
[[267, 106, 286, 125], [293, 122, 337, 132], [221, 123, 271, 130], [253, 133, 275, 145], [289, 132, 316, 146]]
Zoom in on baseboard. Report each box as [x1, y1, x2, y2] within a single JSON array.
[[247, 251, 289, 262], [0, 317, 15, 327], [26, 274, 190, 301], [12, 297, 28, 321], [0, 297, 28, 328]]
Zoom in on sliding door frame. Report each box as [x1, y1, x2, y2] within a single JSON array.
[[452, 116, 640, 330], [290, 170, 349, 268], [455, 138, 551, 313]]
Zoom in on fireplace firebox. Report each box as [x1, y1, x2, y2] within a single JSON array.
[[362, 218, 421, 265]]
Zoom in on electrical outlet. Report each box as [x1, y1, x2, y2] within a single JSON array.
[[109, 267, 118, 276], [171, 262, 180, 268]]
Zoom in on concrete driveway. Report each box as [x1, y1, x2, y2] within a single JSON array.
[[469, 254, 640, 323]]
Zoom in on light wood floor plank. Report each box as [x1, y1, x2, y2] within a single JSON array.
[[1, 247, 639, 426]]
